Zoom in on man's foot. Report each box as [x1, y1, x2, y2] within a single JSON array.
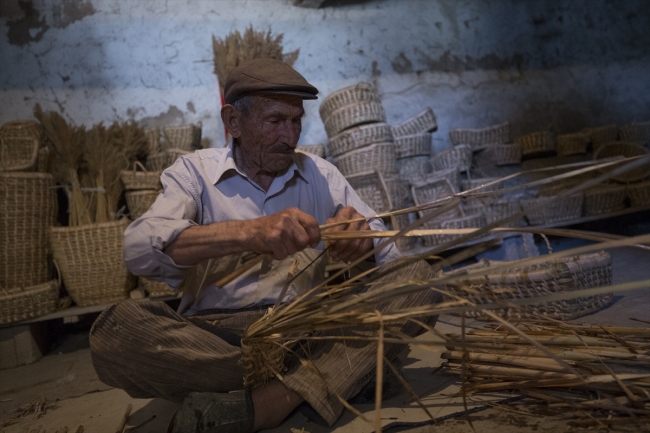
[[168, 390, 254, 433]]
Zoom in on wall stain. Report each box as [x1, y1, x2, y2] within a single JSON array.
[[186, 101, 196, 113], [6, 0, 49, 46], [371, 60, 381, 77], [134, 105, 185, 128], [52, 0, 96, 29], [391, 52, 413, 74], [416, 49, 525, 73]]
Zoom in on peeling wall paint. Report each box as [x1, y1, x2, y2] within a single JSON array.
[[0, 0, 649, 151]]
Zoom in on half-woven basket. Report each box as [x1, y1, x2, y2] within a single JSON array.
[[431, 144, 472, 172], [391, 107, 438, 137], [333, 141, 397, 177], [439, 251, 613, 320], [121, 161, 162, 191], [0, 172, 57, 289], [0, 136, 39, 172], [0, 279, 60, 325], [319, 82, 381, 120], [619, 120, 650, 143], [395, 133, 431, 159], [346, 171, 392, 214], [323, 102, 386, 138], [556, 132, 590, 157], [126, 189, 161, 220], [449, 122, 510, 150], [517, 131, 555, 157], [327, 123, 393, 158], [593, 141, 650, 183], [49, 219, 137, 307], [163, 122, 202, 150]]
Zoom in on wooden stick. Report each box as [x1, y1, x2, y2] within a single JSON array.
[[115, 404, 132, 433]]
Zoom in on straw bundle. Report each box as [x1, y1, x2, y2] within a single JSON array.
[[593, 142, 650, 183], [212, 26, 298, 89], [556, 132, 590, 157], [390, 108, 438, 137], [619, 120, 650, 143], [431, 144, 472, 172], [449, 122, 510, 150]]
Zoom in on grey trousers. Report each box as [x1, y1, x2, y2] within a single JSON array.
[[89, 259, 442, 426]]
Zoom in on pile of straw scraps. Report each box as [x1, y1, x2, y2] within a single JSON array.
[[1, 397, 58, 428]]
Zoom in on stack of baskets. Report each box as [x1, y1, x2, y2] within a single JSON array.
[[145, 122, 200, 173], [1, 121, 60, 324], [450, 122, 520, 166], [392, 108, 437, 184]]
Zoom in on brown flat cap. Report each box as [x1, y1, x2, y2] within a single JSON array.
[[224, 58, 318, 104]]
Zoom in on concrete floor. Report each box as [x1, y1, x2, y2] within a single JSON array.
[[1, 244, 649, 433]]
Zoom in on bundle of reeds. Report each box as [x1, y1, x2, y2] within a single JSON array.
[[212, 26, 299, 89], [441, 320, 650, 425]]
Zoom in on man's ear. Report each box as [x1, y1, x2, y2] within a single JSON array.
[[221, 104, 242, 138]]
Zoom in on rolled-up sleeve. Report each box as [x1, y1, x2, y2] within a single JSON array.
[[123, 168, 199, 288]]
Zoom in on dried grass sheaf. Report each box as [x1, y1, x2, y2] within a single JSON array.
[[212, 25, 299, 89], [234, 154, 650, 431]]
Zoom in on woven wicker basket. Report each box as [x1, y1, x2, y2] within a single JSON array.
[[0, 279, 60, 325], [126, 189, 160, 220], [391, 107, 438, 137], [0, 120, 41, 142], [384, 176, 411, 210], [242, 338, 287, 389], [517, 131, 555, 157], [319, 82, 381, 120], [585, 124, 618, 148], [593, 141, 650, 183], [619, 121, 650, 143], [422, 213, 486, 247], [397, 156, 433, 184], [0, 136, 39, 172], [37, 146, 50, 173], [477, 198, 524, 227], [584, 184, 627, 216], [121, 161, 162, 191], [298, 144, 325, 158], [449, 122, 510, 150], [411, 177, 456, 207], [0, 173, 57, 289], [333, 141, 397, 177], [556, 132, 590, 157], [431, 144, 472, 172], [49, 219, 137, 307], [485, 143, 522, 166], [323, 102, 387, 138], [163, 123, 202, 150], [395, 133, 431, 159], [440, 251, 613, 320], [145, 148, 189, 172], [415, 168, 461, 193], [390, 213, 419, 251], [521, 193, 584, 225], [346, 171, 392, 214], [144, 128, 160, 155], [327, 123, 392, 158], [627, 181, 650, 207], [140, 277, 176, 298]]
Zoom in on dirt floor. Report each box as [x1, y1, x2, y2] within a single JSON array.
[[1, 241, 649, 433]]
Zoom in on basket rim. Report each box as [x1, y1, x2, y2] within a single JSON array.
[[0, 171, 53, 180], [332, 140, 395, 159], [49, 218, 130, 233]]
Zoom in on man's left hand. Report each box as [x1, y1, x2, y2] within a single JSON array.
[[324, 206, 373, 263]]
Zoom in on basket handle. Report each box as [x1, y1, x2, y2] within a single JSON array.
[[132, 160, 147, 174]]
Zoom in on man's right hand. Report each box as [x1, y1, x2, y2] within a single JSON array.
[[245, 208, 321, 260]]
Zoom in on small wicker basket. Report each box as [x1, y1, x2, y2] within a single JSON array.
[[327, 123, 392, 157], [449, 122, 510, 150], [163, 123, 202, 150], [397, 156, 433, 184], [395, 133, 431, 159], [323, 102, 387, 138], [0, 120, 42, 142], [333, 141, 397, 177], [521, 193, 584, 225], [619, 121, 650, 143], [298, 144, 325, 158], [627, 181, 650, 207], [144, 128, 160, 155], [584, 184, 627, 216], [121, 161, 162, 191], [556, 132, 590, 157], [126, 189, 161, 220], [346, 171, 392, 214], [411, 177, 456, 207], [0, 136, 39, 172], [390, 107, 438, 137], [319, 82, 381, 120], [49, 219, 137, 307], [431, 144, 472, 172], [439, 251, 613, 320], [415, 168, 461, 193], [0, 279, 60, 325], [593, 141, 650, 183], [585, 124, 618, 148], [484, 143, 522, 166], [517, 131, 555, 157]]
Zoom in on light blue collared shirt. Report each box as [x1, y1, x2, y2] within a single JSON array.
[[124, 144, 400, 313]]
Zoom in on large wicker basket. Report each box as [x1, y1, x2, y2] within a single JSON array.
[[163, 123, 202, 150], [627, 181, 650, 207], [390, 108, 438, 137], [484, 143, 522, 166], [521, 193, 584, 225], [556, 132, 590, 157], [593, 141, 650, 183], [121, 161, 162, 190], [0, 136, 39, 172], [397, 156, 433, 184], [449, 122, 510, 150], [319, 82, 382, 120], [346, 171, 392, 214], [0, 279, 60, 325], [395, 133, 431, 159], [49, 219, 136, 307], [0, 172, 57, 289], [126, 189, 160, 220], [517, 131, 555, 157], [327, 123, 392, 158], [333, 142, 397, 177], [431, 144, 472, 172], [323, 102, 387, 138], [439, 251, 613, 320], [584, 184, 626, 216], [619, 121, 650, 143]]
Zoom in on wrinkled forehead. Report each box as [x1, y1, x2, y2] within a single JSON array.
[[249, 93, 305, 115]]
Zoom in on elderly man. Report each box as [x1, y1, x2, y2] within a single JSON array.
[[90, 59, 440, 433]]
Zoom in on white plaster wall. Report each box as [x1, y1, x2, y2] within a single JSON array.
[[1, 0, 649, 151]]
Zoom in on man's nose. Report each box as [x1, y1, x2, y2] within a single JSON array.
[[280, 119, 300, 145]]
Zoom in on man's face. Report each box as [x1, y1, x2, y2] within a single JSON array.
[[236, 95, 304, 173]]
